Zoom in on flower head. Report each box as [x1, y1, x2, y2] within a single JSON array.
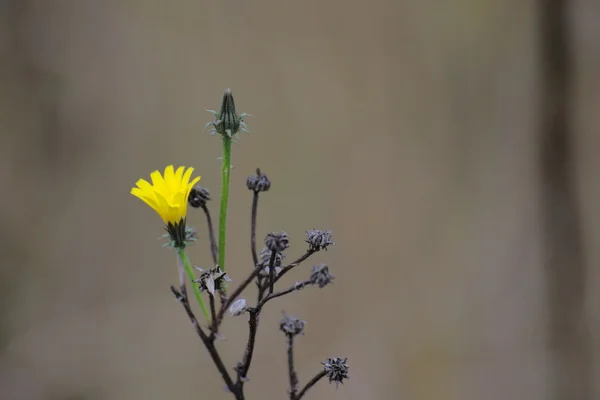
[[265, 231, 290, 253], [131, 165, 200, 246], [306, 229, 334, 252], [194, 267, 232, 296], [188, 185, 211, 209], [247, 168, 271, 192], [322, 357, 349, 386], [280, 314, 306, 337], [310, 264, 335, 288]]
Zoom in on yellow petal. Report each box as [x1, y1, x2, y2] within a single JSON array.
[[150, 170, 167, 195], [154, 191, 173, 224], [174, 166, 185, 185], [181, 167, 194, 187], [164, 165, 175, 187], [134, 179, 154, 197], [131, 188, 161, 215]]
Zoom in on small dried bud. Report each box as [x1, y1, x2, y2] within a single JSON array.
[[247, 168, 271, 192], [194, 267, 232, 296], [259, 265, 282, 278], [322, 357, 349, 386], [257, 246, 284, 268], [188, 185, 211, 208], [265, 232, 289, 253], [229, 298, 248, 316], [280, 314, 306, 336], [310, 264, 335, 288], [306, 229, 334, 252]]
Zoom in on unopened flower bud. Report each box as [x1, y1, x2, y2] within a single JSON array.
[[205, 89, 250, 138]]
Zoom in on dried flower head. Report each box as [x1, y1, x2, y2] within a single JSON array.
[[229, 298, 248, 316], [131, 165, 200, 247], [258, 265, 282, 278], [247, 168, 271, 192], [188, 185, 211, 208], [257, 246, 284, 268], [194, 267, 232, 296], [310, 264, 335, 288], [322, 357, 349, 386], [306, 229, 335, 252], [265, 232, 290, 253], [280, 314, 306, 337]]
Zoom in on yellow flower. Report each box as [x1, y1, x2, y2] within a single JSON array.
[[131, 165, 201, 226]]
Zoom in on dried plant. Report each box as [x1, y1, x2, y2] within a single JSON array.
[[131, 89, 348, 399]]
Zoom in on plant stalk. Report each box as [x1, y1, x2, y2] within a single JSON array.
[[178, 247, 210, 322], [219, 136, 233, 271]]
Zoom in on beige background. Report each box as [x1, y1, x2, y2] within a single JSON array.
[[1, 1, 599, 399]]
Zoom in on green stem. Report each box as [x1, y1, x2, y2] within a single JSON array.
[[218, 136, 232, 271], [178, 247, 210, 322]]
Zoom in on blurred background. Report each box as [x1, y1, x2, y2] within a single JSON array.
[[1, 1, 599, 399]]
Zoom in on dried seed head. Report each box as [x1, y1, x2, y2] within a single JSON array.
[[322, 357, 349, 386], [247, 168, 271, 192], [265, 232, 289, 253], [280, 314, 306, 337], [194, 267, 232, 296], [306, 229, 335, 252], [229, 298, 248, 316], [188, 185, 211, 208], [259, 265, 282, 278], [257, 246, 284, 268], [310, 264, 335, 288]]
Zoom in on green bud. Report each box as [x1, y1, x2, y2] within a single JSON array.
[[205, 89, 250, 139]]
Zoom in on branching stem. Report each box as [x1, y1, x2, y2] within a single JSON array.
[[295, 371, 328, 400]]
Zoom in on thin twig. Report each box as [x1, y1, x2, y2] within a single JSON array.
[[238, 310, 259, 384], [209, 293, 217, 334], [257, 280, 311, 311], [287, 335, 299, 399], [250, 191, 259, 266], [170, 286, 238, 397], [295, 371, 328, 400], [268, 250, 276, 294], [272, 249, 316, 286], [256, 276, 265, 303], [237, 279, 311, 386], [539, 1, 591, 397], [237, 280, 311, 385], [217, 266, 264, 327], [201, 204, 219, 267]]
